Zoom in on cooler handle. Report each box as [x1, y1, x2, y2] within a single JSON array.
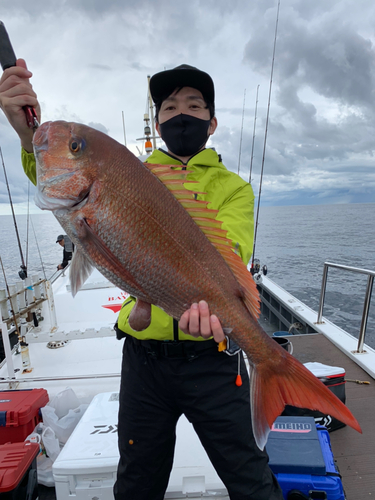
[[309, 491, 328, 500]]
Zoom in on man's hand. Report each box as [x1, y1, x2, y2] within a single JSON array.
[[0, 58, 41, 152], [179, 300, 225, 343]]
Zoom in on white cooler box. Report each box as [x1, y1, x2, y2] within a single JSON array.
[[53, 392, 228, 500]]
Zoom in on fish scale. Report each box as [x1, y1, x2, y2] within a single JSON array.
[[33, 120, 362, 450]]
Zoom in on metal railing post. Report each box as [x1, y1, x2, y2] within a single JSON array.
[[356, 275, 374, 353], [317, 264, 329, 324], [317, 262, 375, 350]]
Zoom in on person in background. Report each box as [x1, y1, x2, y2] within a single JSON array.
[[56, 234, 74, 270], [0, 60, 283, 500]]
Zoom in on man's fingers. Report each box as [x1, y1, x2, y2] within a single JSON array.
[[199, 300, 212, 338], [187, 303, 200, 337], [178, 309, 190, 334], [0, 75, 36, 99], [210, 314, 225, 343], [179, 302, 225, 341], [0, 65, 32, 86], [16, 58, 29, 71]]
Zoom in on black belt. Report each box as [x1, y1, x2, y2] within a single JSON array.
[[125, 334, 217, 360]]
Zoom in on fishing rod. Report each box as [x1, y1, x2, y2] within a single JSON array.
[[25, 182, 30, 271], [0, 254, 21, 340], [147, 75, 157, 151], [249, 84, 260, 184], [0, 147, 27, 279], [122, 111, 127, 147], [251, 0, 281, 274], [30, 216, 47, 281], [237, 88, 246, 175]]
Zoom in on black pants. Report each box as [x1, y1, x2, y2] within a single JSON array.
[[114, 337, 283, 500]]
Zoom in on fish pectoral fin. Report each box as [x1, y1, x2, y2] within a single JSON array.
[[78, 218, 149, 299], [250, 348, 362, 451], [69, 249, 94, 297], [129, 299, 152, 331]]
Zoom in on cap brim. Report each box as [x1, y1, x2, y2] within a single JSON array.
[[150, 67, 214, 104]]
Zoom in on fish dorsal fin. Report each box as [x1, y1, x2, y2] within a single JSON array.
[[145, 163, 260, 319]]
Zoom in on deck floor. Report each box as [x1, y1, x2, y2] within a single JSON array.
[[39, 333, 374, 500], [290, 333, 375, 500]]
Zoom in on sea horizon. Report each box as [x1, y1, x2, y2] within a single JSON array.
[[0, 203, 374, 349]]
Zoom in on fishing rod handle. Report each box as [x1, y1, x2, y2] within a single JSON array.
[[0, 21, 39, 129], [0, 21, 17, 70]]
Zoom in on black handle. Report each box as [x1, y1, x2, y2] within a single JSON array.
[[0, 21, 17, 70]]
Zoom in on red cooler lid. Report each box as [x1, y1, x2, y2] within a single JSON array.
[[0, 442, 39, 492], [0, 388, 49, 426]]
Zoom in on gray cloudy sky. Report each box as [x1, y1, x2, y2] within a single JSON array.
[[0, 0, 375, 215]]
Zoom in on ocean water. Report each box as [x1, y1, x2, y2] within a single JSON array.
[[255, 203, 375, 349], [0, 203, 374, 348]]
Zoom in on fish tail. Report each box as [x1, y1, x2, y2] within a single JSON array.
[[250, 351, 362, 450]]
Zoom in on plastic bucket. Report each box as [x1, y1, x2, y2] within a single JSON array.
[[273, 331, 292, 337], [272, 335, 293, 355]]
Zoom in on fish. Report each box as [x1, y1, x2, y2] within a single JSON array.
[[33, 120, 362, 450]]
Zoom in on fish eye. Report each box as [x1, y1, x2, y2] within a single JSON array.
[[70, 139, 81, 153]]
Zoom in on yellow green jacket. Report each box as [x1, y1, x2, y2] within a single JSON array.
[[21, 148, 37, 185], [117, 148, 255, 341], [21, 146, 255, 342]]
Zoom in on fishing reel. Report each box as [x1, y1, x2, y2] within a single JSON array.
[[250, 258, 261, 275], [18, 265, 27, 280], [251, 259, 268, 284]]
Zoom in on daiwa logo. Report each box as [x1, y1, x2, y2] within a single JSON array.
[[90, 424, 118, 434], [271, 422, 312, 433]]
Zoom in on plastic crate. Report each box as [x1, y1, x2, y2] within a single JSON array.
[[0, 441, 39, 500], [0, 389, 49, 444]]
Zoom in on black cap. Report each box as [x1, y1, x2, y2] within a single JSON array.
[[56, 235, 64, 243], [150, 64, 215, 104]]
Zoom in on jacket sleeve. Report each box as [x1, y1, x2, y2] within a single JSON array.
[[216, 182, 255, 266], [21, 148, 37, 186]]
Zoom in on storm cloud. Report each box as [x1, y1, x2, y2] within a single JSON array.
[[0, 0, 374, 214]]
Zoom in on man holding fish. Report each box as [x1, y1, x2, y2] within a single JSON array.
[[0, 61, 284, 499], [3, 57, 362, 498]]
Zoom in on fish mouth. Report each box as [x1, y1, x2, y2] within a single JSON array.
[[34, 188, 75, 211], [35, 186, 91, 212]]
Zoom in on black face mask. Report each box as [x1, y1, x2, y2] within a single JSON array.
[[159, 114, 211, 157]]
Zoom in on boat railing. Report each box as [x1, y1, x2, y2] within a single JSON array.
[[0, 274, 47, 327], [317, 262, 374, 353], [0, 274, 58, 383], [49, 264, 69, 284]]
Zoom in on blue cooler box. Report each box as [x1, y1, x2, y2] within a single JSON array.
[[267, 417, 345, 500]]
